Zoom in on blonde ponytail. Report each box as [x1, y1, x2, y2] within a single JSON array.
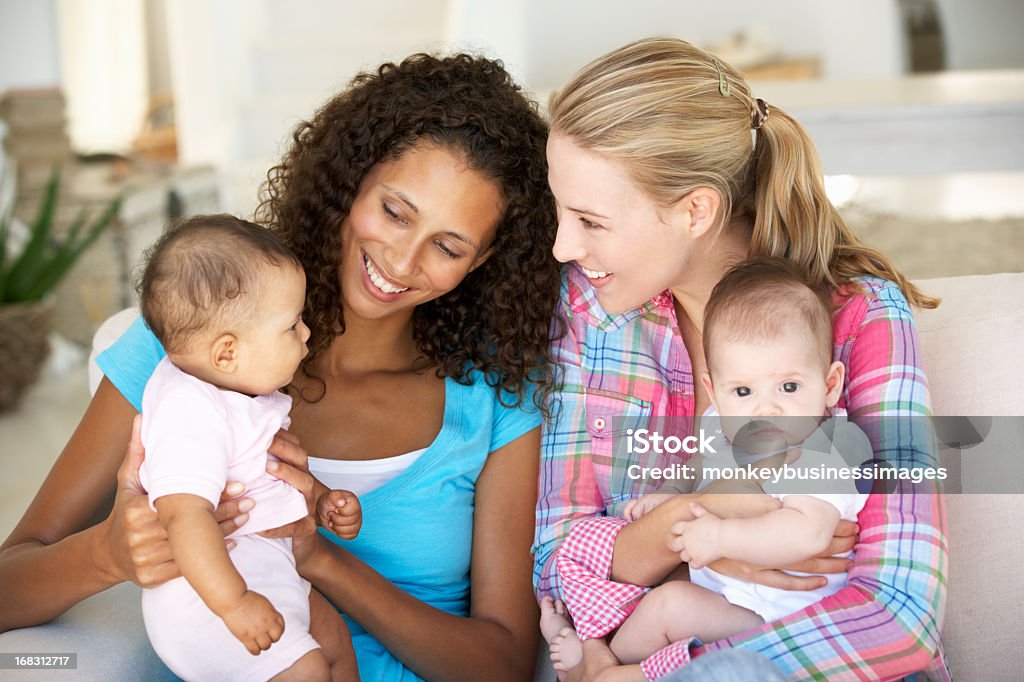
[[751, 107, 938, 308], [549, 37, 938, 309]]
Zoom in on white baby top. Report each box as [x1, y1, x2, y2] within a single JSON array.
[[691, 407, 872, 622]]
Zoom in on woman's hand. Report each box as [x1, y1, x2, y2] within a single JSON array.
[[622, 493, 674, 522], [707, 519, 859, 590], [101, 415, 176, 586], [260, 429, 322, 566], [101, 415, 253, 586]]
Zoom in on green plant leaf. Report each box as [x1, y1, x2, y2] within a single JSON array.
[[62, 205, 89, 247], [4, 169, 61, 301], [1, 167, 121, 304], [23, 196, 122, 301]]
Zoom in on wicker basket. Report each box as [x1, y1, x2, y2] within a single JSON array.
[[0, 299, 54, 412]]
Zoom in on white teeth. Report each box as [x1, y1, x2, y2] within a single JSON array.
[[364, 254, 409, 294], [580, 265, 611, 279]]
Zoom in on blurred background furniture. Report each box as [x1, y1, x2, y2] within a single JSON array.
[[1, 87, 219, 347]]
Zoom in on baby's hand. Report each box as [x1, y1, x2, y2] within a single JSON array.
[[317, 489, 362, 540], [622, 493, 674, 521], [669, 503, 724, 569], [220, 590, 284, 655]]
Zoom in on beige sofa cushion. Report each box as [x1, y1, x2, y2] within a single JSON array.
[[914, 273, 1024, 680], [916, 273, 1024, 416]]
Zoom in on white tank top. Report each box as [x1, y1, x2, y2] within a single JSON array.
[[308, 448, 428, 497]]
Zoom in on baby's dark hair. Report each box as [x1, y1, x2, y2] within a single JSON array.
[[703, 257, 833, 371], [137, 214, 301, 354]]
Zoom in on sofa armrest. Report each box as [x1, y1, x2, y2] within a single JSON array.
[[914, 272, 1024, 679]]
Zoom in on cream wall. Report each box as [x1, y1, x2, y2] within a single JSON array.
[[5, 0, 1024, 213], [0, 0, 61, 92], [516, 0, 905, 90]]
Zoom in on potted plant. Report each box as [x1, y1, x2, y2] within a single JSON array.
[[0, 168, 121, 410]]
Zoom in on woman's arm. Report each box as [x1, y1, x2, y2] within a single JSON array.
[[534, 288, 607, 599], [0, 379, 251, 633], [0, 379, 148, 631], [291, 429, 541, 681], [608, 490, 782, 586], [673, 497, 841, 569]]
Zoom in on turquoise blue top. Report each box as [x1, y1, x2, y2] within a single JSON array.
[[97, 316, 542, 681]]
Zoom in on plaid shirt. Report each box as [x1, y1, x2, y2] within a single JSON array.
[[534, 264, 949, 681]]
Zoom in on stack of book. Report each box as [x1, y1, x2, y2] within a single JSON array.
[[1, 89, 221, 345], [0, 88, 73, 193]]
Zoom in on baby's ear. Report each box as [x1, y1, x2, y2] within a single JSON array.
[[824, 361, 845, 407], [700, 371, 718, 408], [211, 334, 239, 373]]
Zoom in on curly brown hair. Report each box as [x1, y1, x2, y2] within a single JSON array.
[[255, 52, 561, 408]]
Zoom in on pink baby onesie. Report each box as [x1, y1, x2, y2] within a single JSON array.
[[140, 357, 316, 681]]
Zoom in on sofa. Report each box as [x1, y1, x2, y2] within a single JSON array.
[[912, 273, 1024, 681], [2, 272, 1022, 680]]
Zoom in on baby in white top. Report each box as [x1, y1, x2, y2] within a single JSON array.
[[551, 257, 871, 669], [136, 214, 360, 681]]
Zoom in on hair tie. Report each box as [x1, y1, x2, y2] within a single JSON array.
[[713, 58, 730, 97], [752, 98, 770, 130]]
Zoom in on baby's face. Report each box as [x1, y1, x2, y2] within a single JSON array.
[[232, 265, 310, 395], [707, 328, 833, 451]]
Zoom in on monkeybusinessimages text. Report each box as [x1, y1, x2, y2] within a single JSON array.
[[624, 428, 948, 486]]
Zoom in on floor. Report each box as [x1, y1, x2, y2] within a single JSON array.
[[0, 361, 89, 540], [1, 171, 1022, 542]]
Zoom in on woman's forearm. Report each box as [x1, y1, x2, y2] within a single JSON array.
[[0, 524, 120, 632], [611, 492, 781, 585], [610, 495, 691, 585], [0, 380, 148, 634], [304, 541, 534, 682]]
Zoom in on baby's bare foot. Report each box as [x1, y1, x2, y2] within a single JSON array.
[[550, 626, 584, 678], [539, 596, 573, 643]]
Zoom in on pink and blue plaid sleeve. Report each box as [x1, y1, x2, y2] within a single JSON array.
[[533, 285, 607, 599], [689, 282, 950, 681]]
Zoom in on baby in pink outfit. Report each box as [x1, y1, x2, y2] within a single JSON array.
[[136, 215, 361, 681]]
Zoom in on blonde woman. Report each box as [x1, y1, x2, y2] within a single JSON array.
[[534, 38, 947, 681]]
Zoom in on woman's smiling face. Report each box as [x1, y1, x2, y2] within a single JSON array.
[[339, 142, 504, 322], [546, 132, 696, 315]]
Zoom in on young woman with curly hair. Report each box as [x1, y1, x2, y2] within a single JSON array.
[[0, 53, 561, 681]]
